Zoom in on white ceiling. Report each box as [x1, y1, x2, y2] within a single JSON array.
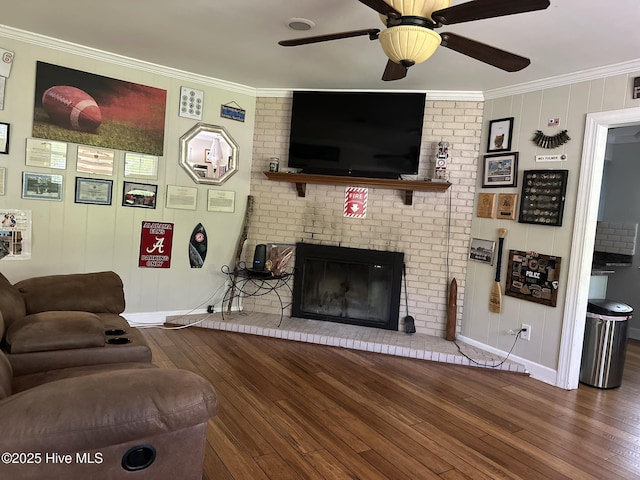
[[1, 1, 640, 93]]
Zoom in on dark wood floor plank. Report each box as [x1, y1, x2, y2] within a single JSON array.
[[312, 371, 452, 477], [140, 327, 640, 480], [514, 429, 640, 480], [254, 453, 305, 480], [275, 399, 404, 480]]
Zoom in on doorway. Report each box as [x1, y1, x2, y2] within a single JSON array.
[[557, 107, 640, 390]]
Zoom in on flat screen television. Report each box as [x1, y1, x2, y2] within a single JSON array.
[[287, 91, 426, 179]]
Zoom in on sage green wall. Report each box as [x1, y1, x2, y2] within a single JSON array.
[[463, 73, 640, 371], [0, 32, 256, 320]]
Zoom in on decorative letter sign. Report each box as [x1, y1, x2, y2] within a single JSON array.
[[344, 187, 368, 219], [139, 221, 174, 268]]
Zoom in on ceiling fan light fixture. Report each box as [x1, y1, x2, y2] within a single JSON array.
[[379, 26, 441, 65]]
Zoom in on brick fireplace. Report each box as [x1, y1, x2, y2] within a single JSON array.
[[291, 242, 404, 330], [246, 96, 482, 337]]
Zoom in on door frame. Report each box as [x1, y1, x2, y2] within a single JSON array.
[[557, 107, 640, 390]]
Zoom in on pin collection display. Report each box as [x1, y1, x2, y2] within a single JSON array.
[[532, 130, 570, 149]]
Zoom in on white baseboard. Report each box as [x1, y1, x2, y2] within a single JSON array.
[[457, 335, 559, 388], [122, 304, 239, 327], [122, 308, 209, 326]]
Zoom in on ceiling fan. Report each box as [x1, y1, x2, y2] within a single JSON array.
[[279, 0, 551, 81]]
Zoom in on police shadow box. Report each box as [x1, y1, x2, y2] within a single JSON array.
[[505, 250, 561, 307]]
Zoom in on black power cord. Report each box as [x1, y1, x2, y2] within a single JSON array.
[[454, 328, 524, 369]]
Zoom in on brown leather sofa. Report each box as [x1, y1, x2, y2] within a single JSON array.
[[0, 271, 219, 479], [0, 271, 152, 375], [0, 314, 219, 479]]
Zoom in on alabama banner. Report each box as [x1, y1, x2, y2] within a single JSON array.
[[139, 221, 174, 268]]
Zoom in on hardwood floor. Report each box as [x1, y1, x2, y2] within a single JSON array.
[[141, 327, 640, 480]]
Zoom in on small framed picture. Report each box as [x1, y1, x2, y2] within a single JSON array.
[[497, 193, 518, 220], [0, 122, 9, 154], [75, 177, 113, 206], [469, 238, 496, 265], [476, 193, 496, 218], [482, 152, 518, 188], [487, 117, 514, 152], [22, 172, 63, 201], [122, 181, 157, 209]]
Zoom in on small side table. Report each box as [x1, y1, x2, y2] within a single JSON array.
[[221, 266, 293, 326]]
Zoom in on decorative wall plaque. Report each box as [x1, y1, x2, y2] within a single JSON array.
[[497, 193, 518, 220], [476, 193, 496, 218]]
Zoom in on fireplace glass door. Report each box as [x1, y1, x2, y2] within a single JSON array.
[[292, 243, 403, 330]]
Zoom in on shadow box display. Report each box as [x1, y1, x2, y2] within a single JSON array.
[[505, 250, 561, 307], [518, 170, 568, 226]]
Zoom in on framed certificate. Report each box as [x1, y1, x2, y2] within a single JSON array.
[[166, 185, 197, 210], [0, 122, 9, 154], [75, 177, 113, 205], [22, 172, 63, 201]]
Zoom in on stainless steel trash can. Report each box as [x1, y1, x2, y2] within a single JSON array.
[[579, 299, 633, 389]]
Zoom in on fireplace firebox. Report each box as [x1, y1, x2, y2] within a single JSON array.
[[291, 243, 404, 330]]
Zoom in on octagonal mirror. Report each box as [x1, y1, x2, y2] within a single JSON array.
[[179, 123, 238, 185]]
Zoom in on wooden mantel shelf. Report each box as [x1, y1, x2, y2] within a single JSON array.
[[263, 172, 451, 206]]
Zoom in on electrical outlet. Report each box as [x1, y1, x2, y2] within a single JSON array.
[[521, 323, 531, 341]]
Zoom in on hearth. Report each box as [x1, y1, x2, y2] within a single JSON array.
[[291, 243, 404, 330]]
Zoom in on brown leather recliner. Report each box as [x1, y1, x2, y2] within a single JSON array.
[[0, 279, 219, 479], [0, 271, 151, 375]]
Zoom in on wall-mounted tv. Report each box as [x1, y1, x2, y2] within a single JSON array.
[[287, 91, 426, 179]]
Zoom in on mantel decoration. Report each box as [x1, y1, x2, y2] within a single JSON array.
[[532, 130, 571, 149]]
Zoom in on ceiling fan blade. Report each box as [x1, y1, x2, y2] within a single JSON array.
[[279, 28, 380, 47], [432, 0, 550, 25], [358, 0, 402, 19], [382, 60, 407, 81], [440, 32, 530, 72]]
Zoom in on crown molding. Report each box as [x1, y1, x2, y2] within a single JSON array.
[[483, 59, 640, 100], [0, 25, 258, 97]]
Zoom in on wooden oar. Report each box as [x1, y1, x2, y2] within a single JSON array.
[[489, 228, 507, 313]]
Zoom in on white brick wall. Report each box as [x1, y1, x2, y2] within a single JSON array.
[[247, 97, 483, 337]]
